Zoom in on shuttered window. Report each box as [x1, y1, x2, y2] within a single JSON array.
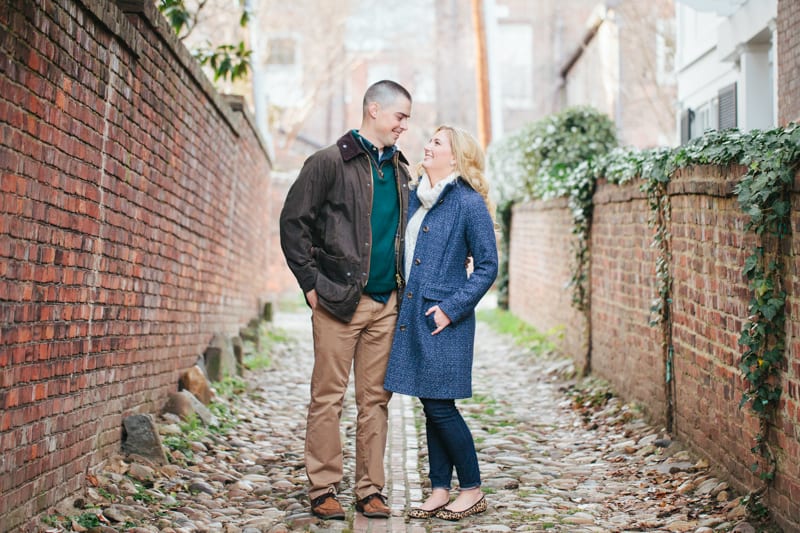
[[718, 83, 737, 130]]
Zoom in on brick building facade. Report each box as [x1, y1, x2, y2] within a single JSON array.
[[778, 0, 800, 125], [0, 0, 277, 529]]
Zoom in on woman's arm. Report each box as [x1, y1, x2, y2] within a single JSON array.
[[435, 194, 498, 324]]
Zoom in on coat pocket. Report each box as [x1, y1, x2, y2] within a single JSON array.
[[422, 285, 460, 332]]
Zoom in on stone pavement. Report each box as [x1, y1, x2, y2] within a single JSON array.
[[37, 300, 769, 532], [259, 303, 759, 533]]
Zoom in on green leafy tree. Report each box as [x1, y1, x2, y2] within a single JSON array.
[[487, 107, 617, 310], [156, 0, 252, 83]]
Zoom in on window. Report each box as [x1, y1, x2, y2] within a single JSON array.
[[263, 35, 302, 107], [266, 38, 296, 65], [680, 108, 692, 145], [681, 96, 722, 144], [497, 23, 533, 108], [414, 68, 435, 104], [718, 83, 737, 130], [690, 100, 718, 139]]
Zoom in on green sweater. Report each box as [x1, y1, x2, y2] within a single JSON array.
[[353, 130, 400, 295]]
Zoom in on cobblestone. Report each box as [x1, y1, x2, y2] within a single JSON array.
[[36, 302, 768, 532]]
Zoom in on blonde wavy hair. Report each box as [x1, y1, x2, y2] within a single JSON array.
[[414, 125, 495, 221]]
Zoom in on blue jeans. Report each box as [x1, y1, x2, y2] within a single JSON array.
[[419, 398, 481, 490]]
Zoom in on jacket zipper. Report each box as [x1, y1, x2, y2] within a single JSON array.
[[393, 153, 406, 289], [362, 154, 373, 286]]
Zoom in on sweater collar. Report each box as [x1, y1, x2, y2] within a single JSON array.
[[417, 172, 457, 209], [337, 130, 409, 165], [351, 129, 396, 164]]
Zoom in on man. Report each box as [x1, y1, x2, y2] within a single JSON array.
[[279, 80, 413, 520]]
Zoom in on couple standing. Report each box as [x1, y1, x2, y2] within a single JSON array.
[[279, 80, 498, 522]]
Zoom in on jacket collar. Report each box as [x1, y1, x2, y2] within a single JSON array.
[[337, 130, 409, 165]]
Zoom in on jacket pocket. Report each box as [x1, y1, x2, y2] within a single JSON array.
[[315, 248, 356, 285], [316, 271, 359, 304]]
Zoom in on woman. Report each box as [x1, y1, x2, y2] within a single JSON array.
[[383, 125, 498, 521]]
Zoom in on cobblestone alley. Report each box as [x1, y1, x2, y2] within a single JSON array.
[[40, 301, 769, 533]]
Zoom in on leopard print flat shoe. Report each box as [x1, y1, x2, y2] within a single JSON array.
[[407, 504, 446, 519], [434, 495, 487, 521]]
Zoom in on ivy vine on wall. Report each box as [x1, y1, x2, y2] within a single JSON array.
[[487, 107, 617, 315], [591, 146, 677, 431], [488, 119, 800, 512], [673, 127, 799, 489]]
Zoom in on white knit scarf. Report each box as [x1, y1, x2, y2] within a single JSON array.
[[404, 172, 457, 280]]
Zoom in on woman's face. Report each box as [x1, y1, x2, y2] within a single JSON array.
[[422, 129, 454, 176]]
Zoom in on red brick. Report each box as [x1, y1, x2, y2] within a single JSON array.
[[2, 0, 280, 528], [511, 164, 800, 529], [778, 0, 800, 124]]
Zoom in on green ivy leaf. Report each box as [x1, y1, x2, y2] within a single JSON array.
[[743, 254, 759, 278], [772, 200, 790, 216], [489, 123, 799, 483]]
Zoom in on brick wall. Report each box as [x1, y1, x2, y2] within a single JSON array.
[[779, 171, 800, 521], [508, 166, 800, 529], [509, 198, 588, 371], [590, 180, 666, 419], [778, 0, 800, 125], [0, 0, 275, 529], [667, 166, 761, 494]]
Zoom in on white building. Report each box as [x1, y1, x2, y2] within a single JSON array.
[[676, 0, 777, 142]]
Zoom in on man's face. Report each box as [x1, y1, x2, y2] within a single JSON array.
[[373, 96, 411, 148]]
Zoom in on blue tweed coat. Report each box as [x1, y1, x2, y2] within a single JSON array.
[[383, 178, 498, 399]]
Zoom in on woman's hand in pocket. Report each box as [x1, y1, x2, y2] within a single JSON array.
[[425, 305, 451, 335]]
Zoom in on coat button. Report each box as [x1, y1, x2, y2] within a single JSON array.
[[406, 291, 413, 299], [414, 258, 421, 265], [422, 226, 429, 232], [399, 325, 406, 331]]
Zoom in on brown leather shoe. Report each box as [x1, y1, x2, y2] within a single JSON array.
[[356, 492, 390, 518], [310, 492, 345, 520]]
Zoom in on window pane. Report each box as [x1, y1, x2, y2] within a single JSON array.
[[267, 38, 296, 65], [497, 23, 533, 108]]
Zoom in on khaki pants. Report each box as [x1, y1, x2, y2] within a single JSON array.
[[306, 292, 396, 501]]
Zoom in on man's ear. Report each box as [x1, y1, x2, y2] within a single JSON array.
[[368, 102, 379, 119]]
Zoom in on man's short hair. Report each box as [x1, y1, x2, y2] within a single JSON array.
[[362, 80, 412, 115]]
